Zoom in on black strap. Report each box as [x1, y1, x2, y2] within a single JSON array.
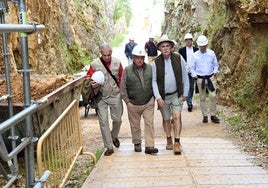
[[100, 58, 119, 87]]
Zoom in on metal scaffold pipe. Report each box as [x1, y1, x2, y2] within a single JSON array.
[[0, 23, 45, 33]]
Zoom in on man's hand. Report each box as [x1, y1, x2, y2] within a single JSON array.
[[157, 98, 165, 108], [91, 81, 99, 88], [182, 96, 187, 101]]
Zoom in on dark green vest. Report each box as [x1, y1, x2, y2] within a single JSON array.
[[125, 63, 153, 105], [154, 52, 183, 100]]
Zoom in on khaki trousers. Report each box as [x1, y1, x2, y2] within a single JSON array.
[[148, 56, 157, 65], [196, 77, 217, 116], [126, 97, 155, 147], [97, 93, 123, 148]]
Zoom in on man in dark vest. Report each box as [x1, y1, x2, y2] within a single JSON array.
[[121, 45, 158, 155], [152, 34, 189, 155]]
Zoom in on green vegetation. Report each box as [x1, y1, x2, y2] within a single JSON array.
[[228, 38, 268, 146], [207, 2, 226, 44], [226, 114, 244, 131], [110, 31, 128, 47], [114, 0, 132, 26], [65, 147, 104, 187], [59, 34, 91, 74], [95, 147, 104, 160]]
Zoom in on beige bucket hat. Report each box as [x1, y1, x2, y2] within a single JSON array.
[[156, 34, 175, 49]]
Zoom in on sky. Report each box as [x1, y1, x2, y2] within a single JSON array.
[[128, 0, 164, 44]]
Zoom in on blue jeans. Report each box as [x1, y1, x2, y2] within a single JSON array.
[[187, 73, 195, 106]]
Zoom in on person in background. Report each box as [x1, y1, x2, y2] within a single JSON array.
[[144, 35, 158, 64], [86, 43, 123, 156], [179, 33, 199, 112], [124, 37, 137, 65], [190, 35, 220, 123], [152, 34, 189, 155], [121, 45, 158, 155]]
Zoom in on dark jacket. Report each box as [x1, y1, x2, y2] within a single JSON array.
[[178, 46, 199, 62]]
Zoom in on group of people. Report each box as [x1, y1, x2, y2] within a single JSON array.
[[85, 33, 220, 156]]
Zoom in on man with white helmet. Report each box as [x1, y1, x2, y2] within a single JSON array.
[[179, 33, 199, 112], [124, 37, 137, 65], [121, 44, 158, 155], [190, 35, 220, 123], [145, 34, 158, 64], [86, 43, 123, 156]]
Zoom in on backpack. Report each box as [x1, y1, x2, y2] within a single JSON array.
[[81, 78, 102, 108]]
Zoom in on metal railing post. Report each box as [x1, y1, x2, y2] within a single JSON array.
[[0, 0, 18, 178], [18, 0, 35, 187]]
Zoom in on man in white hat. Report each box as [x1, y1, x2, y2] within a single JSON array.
[[179, 33, 199, 112], [121, 45, 158, 155], [152, 34, 189, 155], [124, 37, 137, 65], [144, 35, 158, 64], [86, 43, 123, 156], [190, 35, 220, 123]]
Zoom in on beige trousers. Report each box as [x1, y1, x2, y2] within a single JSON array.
[[126, 97, 155, 147], [196, 76, 217, 117]]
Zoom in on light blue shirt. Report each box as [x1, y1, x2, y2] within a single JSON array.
[[152, 55, 189, 100], [190, 48, 219, 77]]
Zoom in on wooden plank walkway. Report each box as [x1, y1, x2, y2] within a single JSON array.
[[82, 103, 268, 188]]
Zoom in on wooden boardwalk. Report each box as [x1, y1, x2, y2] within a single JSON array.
[[82, 103, 268, 188]]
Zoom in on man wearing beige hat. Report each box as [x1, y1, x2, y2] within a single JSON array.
[[152, 34, 189, 155]]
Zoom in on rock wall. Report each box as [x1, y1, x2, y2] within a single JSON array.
[[0, 0, 122, 75], [162, 0, 268, 126]]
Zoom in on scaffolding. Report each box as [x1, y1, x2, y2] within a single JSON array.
[[0, 0, 48, 187]]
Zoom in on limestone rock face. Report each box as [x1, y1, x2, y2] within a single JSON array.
[[0, 0, 118, 75], [163, 0, 268, 125]]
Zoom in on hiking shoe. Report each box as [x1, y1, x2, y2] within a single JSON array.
[[202, 116, 208, 123], [188, 105, 193, 112], [166, 137, 173, 150], [145, 147, 158, 154], [104, 148, 114, 156], [211, 116, 220, 123], [112, 138, 120, 148], [134, 143, 142, 152], [174, 142, 181, 155]]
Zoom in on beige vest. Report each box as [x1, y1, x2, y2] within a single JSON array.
[[90, 57, 121, 97]]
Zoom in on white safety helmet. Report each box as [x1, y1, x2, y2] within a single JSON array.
[[132, 45, 146, 56], [91, 71, 105, 85], [197, 35, 208, 46], [149, 33, 155, 38], [184, 33, 193, 40]]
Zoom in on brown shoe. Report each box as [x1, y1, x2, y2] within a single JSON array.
[[174, 142, 181, 155], [104, 148, 114, 156], [166, 137, 173, 150]]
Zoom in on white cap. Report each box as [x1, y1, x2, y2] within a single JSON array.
[[184, 33, 193, 40], [132, 45, 146, 56], [129, 37, 135, 40], [149, 33, 154, 38], [197, 35, 208, 46], [91, 71, 105, 84]]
